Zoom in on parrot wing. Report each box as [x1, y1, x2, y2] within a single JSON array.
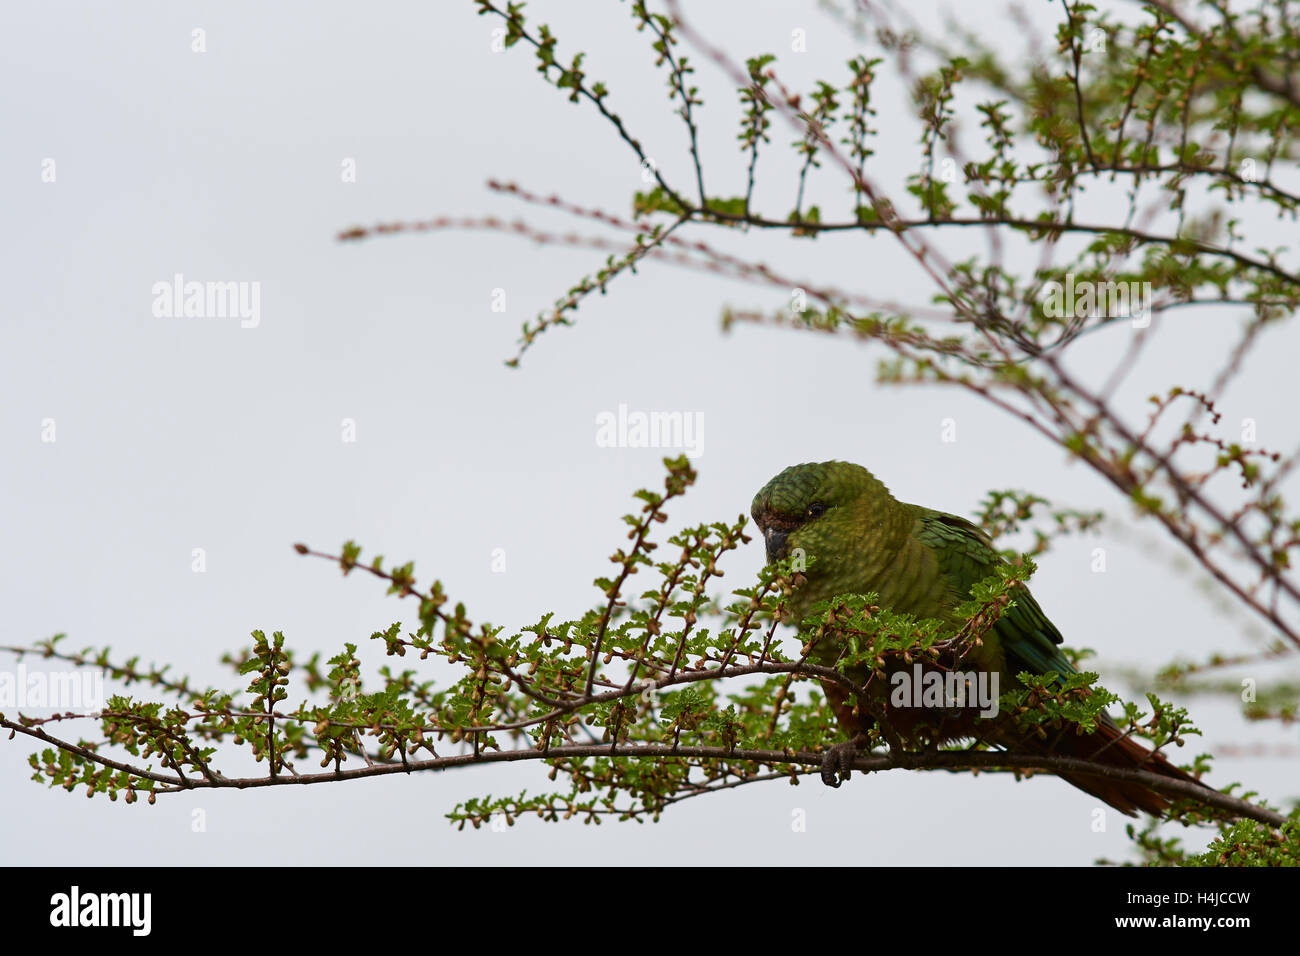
[[912, 509, 1076, 679]]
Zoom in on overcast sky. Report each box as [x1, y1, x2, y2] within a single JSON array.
[[3, 0, 1296, 865]]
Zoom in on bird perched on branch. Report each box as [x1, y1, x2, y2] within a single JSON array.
[[751, 460, 1206, 816]]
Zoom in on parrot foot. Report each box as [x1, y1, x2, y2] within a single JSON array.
[[820, 733, 872, 788]]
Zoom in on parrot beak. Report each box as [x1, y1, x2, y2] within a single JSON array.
[[764, 527, 789, 564]]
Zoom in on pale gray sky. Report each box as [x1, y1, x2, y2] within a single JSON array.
[[3, 0, 1296, 865]]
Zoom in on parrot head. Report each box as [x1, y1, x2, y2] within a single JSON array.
[[750, 461, 900, 606]]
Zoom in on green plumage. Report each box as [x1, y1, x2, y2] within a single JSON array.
[[751, 460, 1204, 815]]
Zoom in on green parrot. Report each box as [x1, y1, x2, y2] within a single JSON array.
[[750, 460, 1205, 816]]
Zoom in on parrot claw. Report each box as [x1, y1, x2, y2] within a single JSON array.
[[820, 734, 871, 788]]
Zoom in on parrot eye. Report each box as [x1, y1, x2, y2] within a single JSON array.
[[806, 502, 827, 519]]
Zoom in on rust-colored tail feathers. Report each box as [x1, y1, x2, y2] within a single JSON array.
[[1031, 717, 1207, 817], [823, 680, 1208, 816]]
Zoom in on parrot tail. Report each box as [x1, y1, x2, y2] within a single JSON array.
[[1029, 717, 1208, 817], [820, 678, 1210, 817]]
